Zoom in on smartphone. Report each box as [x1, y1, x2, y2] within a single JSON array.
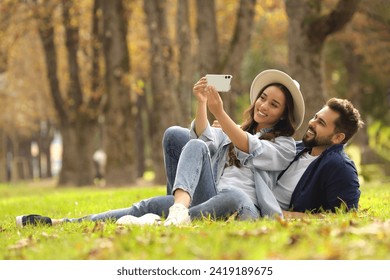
[[206, 74, 233, 92]]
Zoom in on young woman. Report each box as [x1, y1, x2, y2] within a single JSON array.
[[17, 69, 305, 227]]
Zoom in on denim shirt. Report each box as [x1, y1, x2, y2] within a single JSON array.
[[190, 121, 296, 218]]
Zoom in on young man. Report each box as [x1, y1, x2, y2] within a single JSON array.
[[276, 97, 364, 218]]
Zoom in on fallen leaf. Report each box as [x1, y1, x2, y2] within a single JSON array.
[[7, 237, 35, 250]]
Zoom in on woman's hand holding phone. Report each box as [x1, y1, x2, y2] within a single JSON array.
[[193, 77, 208, 103]]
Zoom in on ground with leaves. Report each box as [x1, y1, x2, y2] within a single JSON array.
[[0, 181, 389, 260]]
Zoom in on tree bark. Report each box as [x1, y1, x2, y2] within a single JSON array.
[[58, 119, 97, 186], [176, 0, 194, 125], [195, 0, 256, 121], [220, 0, 256, 119], [37, 0, 98, 186], [341, 41, 377, 164], [0, 129, 6, 182], [144, 0, 180, 184], [136, 93, 146, 178], [102, 0, 137, 185], [286, 0, 361, 139], [34, 121, 55, 178], [196, 0, 219, 74]]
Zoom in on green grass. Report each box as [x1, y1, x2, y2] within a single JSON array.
[[0, 180, 389, 260]]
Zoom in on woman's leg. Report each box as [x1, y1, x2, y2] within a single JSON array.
[[172, 139, 218, 206], [65, 195, 175, 223], [17, 196, 175, 227], [189, 187, 260, 221], [162, 126, 190, 195], [164, 139, 218, 225]]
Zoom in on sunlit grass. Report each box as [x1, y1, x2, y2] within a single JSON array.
[[0, 181, 389, 260]]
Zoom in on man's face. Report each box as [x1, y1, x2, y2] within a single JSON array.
[[302, 106, 341, 148]]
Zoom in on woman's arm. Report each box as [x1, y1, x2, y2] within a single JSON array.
[[248, 135, 295, 170], [193, 77, 209, 137], [206, 86, 249, 152]]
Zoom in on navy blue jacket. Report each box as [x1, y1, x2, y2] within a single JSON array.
[[285, 141, 360, 213]]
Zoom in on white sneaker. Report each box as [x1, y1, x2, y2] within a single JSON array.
[[164, 203, 191, 226], [116, 213, 161, 225]]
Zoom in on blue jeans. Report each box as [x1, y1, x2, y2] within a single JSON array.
[[162, 126, 191, 195], [68, 126, 260, 222]]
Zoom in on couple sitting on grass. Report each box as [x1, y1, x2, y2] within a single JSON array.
[[17, 69, 364, 227]]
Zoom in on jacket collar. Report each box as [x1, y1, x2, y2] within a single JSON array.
[[277, 142, 344, 180], [295, 141, 344, 157]]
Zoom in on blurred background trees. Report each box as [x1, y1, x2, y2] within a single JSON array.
[[0, 0, 389, 187]]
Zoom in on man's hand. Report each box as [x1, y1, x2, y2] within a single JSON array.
[[212, 120, 222, 128]]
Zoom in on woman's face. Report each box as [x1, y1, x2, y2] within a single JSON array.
[[254, 85, 286, 130]]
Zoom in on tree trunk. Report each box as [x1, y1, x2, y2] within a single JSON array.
[[102, 0, 137, 185], [36, 121, 55, 178], [8, 134, 19, 182], [0, 8, 10, 181], [37, 0, 99, 186], [6, 135, 12, 181], [58, 119, 97, 186], [41, 144, 53, 178], [195, 0, 255, 121], [341, 42, 376, 164], [0, 15, 9, 73], [144, 0, 180, 184], [196, 0, 219, 74], [221, 0, 256, 119], [19, 138, 33, 180], [136, 93, 146, 178], [0, 129, 6, 182], [176, 0, 194, 125], [9, 136, 31, 181], [286, 0, 361, 139]]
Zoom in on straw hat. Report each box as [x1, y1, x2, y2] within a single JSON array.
[[249, 69, 305, 130]]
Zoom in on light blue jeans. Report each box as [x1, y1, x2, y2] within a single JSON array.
[[67, 126, 260, 223]]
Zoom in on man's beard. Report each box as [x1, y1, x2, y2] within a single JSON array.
[[302, 129, 333, 148]]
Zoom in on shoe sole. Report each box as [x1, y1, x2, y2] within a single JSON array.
[[163, 217, 191, 226], [137, 213, 161, 225], [16, 215, 25, 228], [116, 214, 161, 226]]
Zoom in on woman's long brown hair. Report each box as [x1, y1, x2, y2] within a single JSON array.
[[226, 83, 296, 167]]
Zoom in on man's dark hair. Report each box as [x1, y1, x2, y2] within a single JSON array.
[[326, 98, 365, 143]]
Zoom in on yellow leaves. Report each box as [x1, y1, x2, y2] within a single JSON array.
[[229, 226, 269, 238], [311, 217, 390, 243], [348, 220, 390, 238], [115, 225, 130, 236], [229, 215, 390, 259], [87, 237, 114, 259], [8, 232, 58, 251], [255, 0, 287, 34], [8, 236, 35, 251]]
